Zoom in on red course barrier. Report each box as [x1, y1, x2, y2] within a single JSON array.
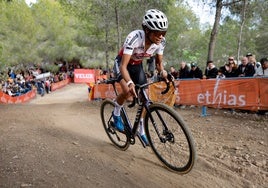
[[91, 78, 268, 111], [0, 89, 36, 104]]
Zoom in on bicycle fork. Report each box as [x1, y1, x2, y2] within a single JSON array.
[[145, 105, 175, 144]]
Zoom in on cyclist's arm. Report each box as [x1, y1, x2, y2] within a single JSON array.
[[155, 54, 167, 77], [119, 54, 132, 84]]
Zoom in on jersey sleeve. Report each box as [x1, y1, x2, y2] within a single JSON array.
[[122, 30, 141, 55]]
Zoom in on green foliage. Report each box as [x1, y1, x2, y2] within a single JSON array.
[[0, 0, 266, 73], [165, 3, 207, 66]]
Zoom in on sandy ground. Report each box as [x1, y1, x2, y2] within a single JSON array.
[[0, 83, 267, 188]]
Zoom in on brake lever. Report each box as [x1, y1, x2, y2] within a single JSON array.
[[128, 97, 137, 108]]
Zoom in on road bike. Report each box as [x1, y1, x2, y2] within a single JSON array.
[[100, 77, 196, 174]]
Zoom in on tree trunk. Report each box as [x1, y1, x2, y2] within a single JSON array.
[[115, 2, 121, 53], [207, 0, 223, 62], [237, 0, 247, 62], [105, 1, 109, 71]]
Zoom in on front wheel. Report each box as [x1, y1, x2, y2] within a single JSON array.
[[144, 103, 196, 174], [100, 99, 130, 151]]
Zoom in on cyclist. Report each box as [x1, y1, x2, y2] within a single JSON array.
[[112, 9, 168, 145]]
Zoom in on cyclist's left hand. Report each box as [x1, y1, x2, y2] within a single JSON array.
[[160, 70, 174, 82], [160, 70, 168, 79], [128, 84, 137, 98]]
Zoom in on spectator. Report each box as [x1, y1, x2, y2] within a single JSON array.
[[54, 73, 60, 82], [254, 57, 268, 77], [237, 57, 255, 77], [45, 77, 51, 94], [178, 61, 190, 79], [189, 62, 203, 79], [248, 54, 261, 72], [219, 56, 238, 77], [8, 69, 16, 79], [216, 68, 226, 79], [34, 76, 45, 97], [169, 66, 179, 79], [204, 60, 218, 79]]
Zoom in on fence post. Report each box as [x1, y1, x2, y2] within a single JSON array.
[[201, 106, 208, 117]]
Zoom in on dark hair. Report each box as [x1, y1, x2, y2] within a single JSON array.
[[207, 60, 213, 65], [260, 57, 268, 65]]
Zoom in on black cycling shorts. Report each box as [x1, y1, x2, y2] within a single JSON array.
[[113, 55, 147, 85]]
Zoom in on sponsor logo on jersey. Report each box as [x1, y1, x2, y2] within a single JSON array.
[[128, 33, 139, 46]]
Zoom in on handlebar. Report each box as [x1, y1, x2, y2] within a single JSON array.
[[101, 74, 175, 108], [127, 73, 175, 108]]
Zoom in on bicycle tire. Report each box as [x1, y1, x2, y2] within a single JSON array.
[[144, 103, 196, 174], [100, 99, 130, 151]]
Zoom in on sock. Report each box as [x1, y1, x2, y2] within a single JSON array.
[[139, 118, 145, 135], [113, 101, 122, 116]]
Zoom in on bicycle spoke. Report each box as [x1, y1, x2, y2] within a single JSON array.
[[100, 99, 130, 151], [145, 103, 196, 174]]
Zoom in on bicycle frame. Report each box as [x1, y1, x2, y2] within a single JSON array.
[[108, 79, 152, 146], [102, 77, 197, 173], [108, 78, 170, 146]]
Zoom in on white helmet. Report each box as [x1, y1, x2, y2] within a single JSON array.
[[142, 9, 168, 31]]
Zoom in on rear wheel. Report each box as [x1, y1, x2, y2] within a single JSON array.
[[144, 103, 196, 174], [100, 99, 130, 150]]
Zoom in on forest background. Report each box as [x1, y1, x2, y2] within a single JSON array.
[[0, 0, 267, 73]]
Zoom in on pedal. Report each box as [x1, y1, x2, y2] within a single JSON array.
[[130, 137, 135, 145]]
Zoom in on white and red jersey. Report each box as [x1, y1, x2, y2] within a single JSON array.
[[118, 30, 166, 65]]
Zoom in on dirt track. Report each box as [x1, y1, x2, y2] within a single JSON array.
[[0, 83, 267, 188]]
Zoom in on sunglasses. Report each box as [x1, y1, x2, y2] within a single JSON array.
[[228, 59, 234, 61], [152, 30, 167, 37]]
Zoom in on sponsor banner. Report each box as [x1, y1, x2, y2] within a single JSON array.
[[0, 89, 36, 104], [174, 78, 259, 111], [35, 72, 50, 80], [90, 83, 122, 100], [259, 78, 268, 110], [92, 78, 268, 111], [74, 69, 95, 83]]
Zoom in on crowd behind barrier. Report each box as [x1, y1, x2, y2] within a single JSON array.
[[0, 62, 77, 104], [1, 53, 267, 109], [168, 54, 268, 80], [89, 54, 267, 112], [0, 65, 107, 104], [90, 77, 268, 112]]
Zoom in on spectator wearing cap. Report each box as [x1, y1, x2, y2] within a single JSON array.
[[246, 52, 253, 59], [189, 62, 203, 79], [254, 57, 268, 77], [178, 61, 190, 79], [237, 57, 255, 77], [219, 56, 238, 77], [203, 60, 218, 79]]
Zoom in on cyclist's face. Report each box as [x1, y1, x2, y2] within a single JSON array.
[[149, 30, 166, 44]]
